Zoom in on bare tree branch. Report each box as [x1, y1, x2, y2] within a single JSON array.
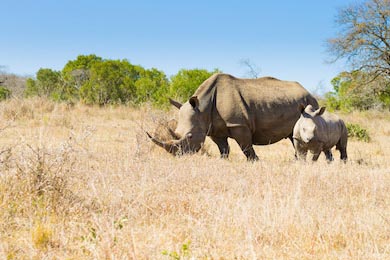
[[327, 0, 390, 77], [239, 58, 261, 79]]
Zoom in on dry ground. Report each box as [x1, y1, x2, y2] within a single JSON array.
[[0, 98, 389, 259]]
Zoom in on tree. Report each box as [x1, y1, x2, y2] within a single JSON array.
[[79, 60, 133, 105], [61, 54, 103, 100], [168, 68, 220, 102], [239, 58, 261, 78], [24, 68, 62, 98], [327, 0, 390, 77], [134, 68, 169, 105], [325, 70, 390, 111], [0, 86, 11, 101]]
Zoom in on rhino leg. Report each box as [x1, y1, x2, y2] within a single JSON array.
[[229, 126, 259, 161], [339, 147, 348, 162], [311, 147, 322, 161], [293, 139, 307, 161], [324, 150, 334, 162], [336, 135, 348, 162], [288, 134, 298, 159], [210, 136, 230, 159], [312, 152, 321, 161], [287, 133, 295, 147]]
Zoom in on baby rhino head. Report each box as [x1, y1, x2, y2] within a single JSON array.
[[295, 104, 326, 143]]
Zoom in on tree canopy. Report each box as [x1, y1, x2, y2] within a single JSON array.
[[23, 55, 218, 107], [325, 0, 390, 110], [168, 68, 220, 103], [327, 0, 390, 77]]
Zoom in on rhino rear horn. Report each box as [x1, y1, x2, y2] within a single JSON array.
[[169, 98, 182, 109]]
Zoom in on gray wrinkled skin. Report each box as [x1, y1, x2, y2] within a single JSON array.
[[148, 73, 319, 161], [293, 104, 348, 162]]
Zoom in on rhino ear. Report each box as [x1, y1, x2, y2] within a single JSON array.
[[298, 103, 306, 114], [169, 98, 182, 109], [315, 107, 326, 116], [189, 96, 199, 109]]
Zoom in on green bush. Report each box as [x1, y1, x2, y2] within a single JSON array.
[[346, 123, 370, 142], [24, 68, 62, 98], [168, 68, 220, 103], [23, 54, 220, 107], [0, 86, 11, 101], [324, 71, 390, 111], [79, 59, 138, 105]]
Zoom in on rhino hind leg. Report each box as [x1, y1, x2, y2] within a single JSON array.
[[324, 150, 334, 162], [210, 136, 230, 159], [336, 136, 348, 162], [338, 146, 348, 162], [242, 147, 259, 161]]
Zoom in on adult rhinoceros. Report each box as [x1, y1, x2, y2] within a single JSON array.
[[147, 73, 318, 160]]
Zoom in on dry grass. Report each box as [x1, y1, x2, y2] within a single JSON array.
[[0, 98, 389, 259]]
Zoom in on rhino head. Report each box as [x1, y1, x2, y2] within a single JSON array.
[[296, 104, 326, 143], [147, 96, 208, 155]]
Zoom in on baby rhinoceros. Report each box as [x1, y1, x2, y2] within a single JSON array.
[[293, 104, 348, 162]]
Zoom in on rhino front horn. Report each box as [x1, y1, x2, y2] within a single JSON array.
[[146, 131, 180, 155]]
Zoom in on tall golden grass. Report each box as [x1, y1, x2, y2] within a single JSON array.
[[0, 98, 389, 259]]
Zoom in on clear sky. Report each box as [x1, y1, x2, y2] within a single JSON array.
[[2, 0, 351, 94]]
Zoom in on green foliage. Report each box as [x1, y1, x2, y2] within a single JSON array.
[[134, 68, 169, 106], [346, 123, 370, 142], [327, 0, 390, 80], [78, 59, 169, 106], [62, 54, 102, 75], [24, 68, 63, 100], [0, 86, 11, 101], [23, 54, 220, 107], [324, 71, 390, 111], [79, 59, 138, 105], [169, 68, 220, 102]]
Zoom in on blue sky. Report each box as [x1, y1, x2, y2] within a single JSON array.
[[2, 0, 351, 93]]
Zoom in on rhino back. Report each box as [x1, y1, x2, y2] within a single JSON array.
[[210, 74, 318, 144]]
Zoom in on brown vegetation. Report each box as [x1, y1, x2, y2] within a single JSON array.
[[0, 98, 389, 259]]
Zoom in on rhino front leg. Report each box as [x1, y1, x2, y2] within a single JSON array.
[[293, 139, 307, 161], [229, 126, 259, 161], [210, 136, 230, 159]]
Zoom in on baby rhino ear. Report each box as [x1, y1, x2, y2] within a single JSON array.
[[315, 107, 326, 116]]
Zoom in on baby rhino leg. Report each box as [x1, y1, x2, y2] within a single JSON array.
[[324, 150, 334, 162]]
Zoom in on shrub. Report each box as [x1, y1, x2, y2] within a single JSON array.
[[325, 71, 390, 111], [168, 68, 220, 103], [0, 86, 11, 101], [346, 123, 370, 142]]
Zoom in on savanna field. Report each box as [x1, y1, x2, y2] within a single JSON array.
[[0, 98, 389, 259]]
